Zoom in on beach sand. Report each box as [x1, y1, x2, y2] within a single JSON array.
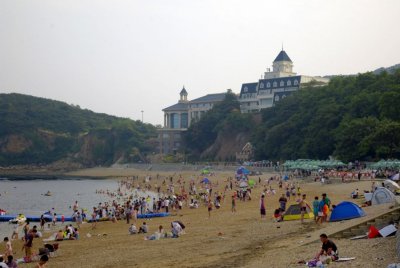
[[6, 168, 399, 267]]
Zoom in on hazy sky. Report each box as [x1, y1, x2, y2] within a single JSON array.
[[1, 0, 399, 125]]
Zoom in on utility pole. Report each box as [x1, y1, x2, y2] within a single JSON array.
[[141, 110, 144, 122]]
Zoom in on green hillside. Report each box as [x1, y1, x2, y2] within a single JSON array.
[[254, 70, 400, 162], [0, 93, 157, 166]]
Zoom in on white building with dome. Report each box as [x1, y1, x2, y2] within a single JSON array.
[[158, 87, 227, 154], [239, 50, 329, 113]]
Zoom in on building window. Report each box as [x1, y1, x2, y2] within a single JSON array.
[[181, 113, 188, 128], [274, 95, 280, 101], [287, 80, 291, 86], [170, 113, 180, 129], [162, 133, 169, 139], [280, 81, 284, 87], [267, 82, 271, 88], [294, 80, 299, 86], [273, 81, 277, 87], [259, 83, 264, 89], [244, 86, 248, 92]]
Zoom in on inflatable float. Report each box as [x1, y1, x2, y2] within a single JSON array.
[[87, 212, 170, 222], [9, 214, 27, 224], [0, 212, 170, 223]]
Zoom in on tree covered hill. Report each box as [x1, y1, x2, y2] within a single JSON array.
[[0, 93, 157, 166], [184, 70, 400, 163], [255, 70, 400, 162]]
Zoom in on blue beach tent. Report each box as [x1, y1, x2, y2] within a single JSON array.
[[329, 201, 366, 222], [201, 178, 211, 184], [236, 167, 250, 175]]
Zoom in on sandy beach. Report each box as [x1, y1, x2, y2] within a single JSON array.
[[4, 167, 399, 268]]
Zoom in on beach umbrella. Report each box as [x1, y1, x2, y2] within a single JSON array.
[[248, 179, 255, 187]]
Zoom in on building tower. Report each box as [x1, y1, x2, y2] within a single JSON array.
[[179, 86, 188, 102], [264, 50, 297, 79]]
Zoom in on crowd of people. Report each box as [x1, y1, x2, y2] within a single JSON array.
[[2, 169, 367, 267]]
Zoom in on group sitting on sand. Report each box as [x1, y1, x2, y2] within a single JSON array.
[[55, 225, 79, 241], [128, 221, 185, 240]]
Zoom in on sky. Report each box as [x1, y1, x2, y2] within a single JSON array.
[[1, 0, 399, 125]]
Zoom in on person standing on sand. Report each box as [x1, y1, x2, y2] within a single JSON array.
[[22, 229, 36, 257], [91, 207, 98, 230], [164, 198, 170, 213], [322, 193, 331, 207], [231, 195, 236, 213], [317, 198, 326, 224], [207, 198, 213, 218], [40, 215, 46, 231], [278, 194, 287, 211], [125, 203, 132, 224], [11, 224, 19, 240], [313, 196, 320, 223], [260, 193, 266, 219], [23, 221, 30, 241], [298, 194, 311, 224]]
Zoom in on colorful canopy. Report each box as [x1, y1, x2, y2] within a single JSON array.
[[369, 159, 400, 169], [283, 159, 346, 170]]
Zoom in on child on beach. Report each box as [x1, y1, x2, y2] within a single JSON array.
[[138, 222, 148, 233], [3, 237, 12, 258], [129, 224, 137, 234], [11, 225, 19, 240]]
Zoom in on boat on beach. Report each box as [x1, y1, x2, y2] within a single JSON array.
[[44, 191, 52, 196]]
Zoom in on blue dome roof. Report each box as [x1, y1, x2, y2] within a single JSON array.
[[273, 50, 292, 63]]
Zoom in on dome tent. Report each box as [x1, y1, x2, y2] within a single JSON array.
[[283, 204, 314, 221], [371, 187, 396, 205], [384, 179, 400, 194], [329, 201, 366, 222]]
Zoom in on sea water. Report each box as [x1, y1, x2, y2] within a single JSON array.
[[0, 177, 157, 237]]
